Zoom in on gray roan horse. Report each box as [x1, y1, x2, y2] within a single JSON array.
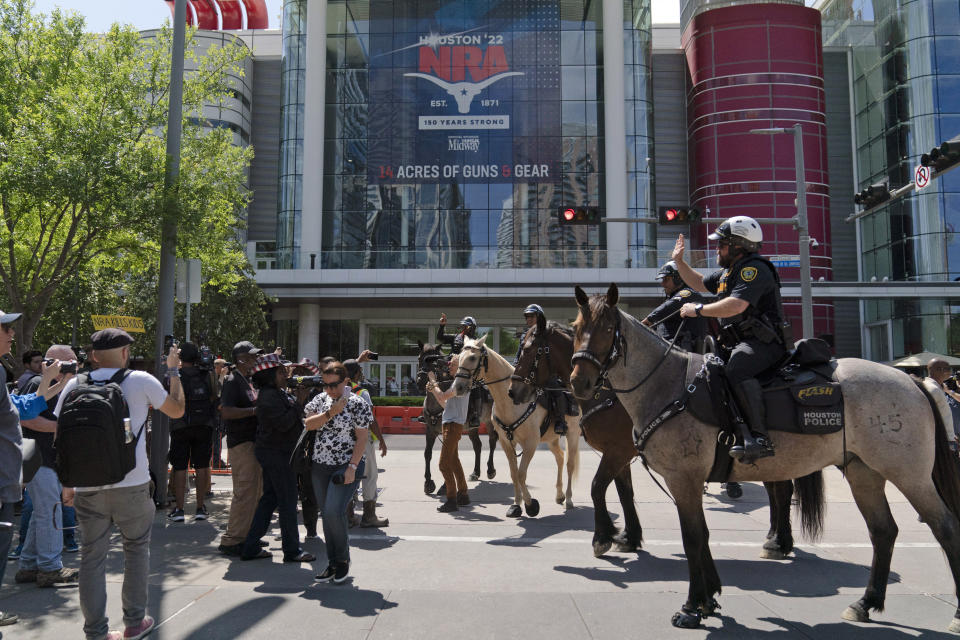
[[416, 341, 497, 494], [570, 284, 960, 633], [509, 315, 812, 560]]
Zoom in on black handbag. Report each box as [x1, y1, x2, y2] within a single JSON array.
[[290, 428, 316, 474]]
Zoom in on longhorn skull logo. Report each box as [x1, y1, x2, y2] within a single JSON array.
[[404, 71, 524, 114]]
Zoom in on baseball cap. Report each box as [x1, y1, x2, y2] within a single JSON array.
[[232, 341, 262, 360], [0, 310, 22, 325], [90, 328, 134, 351]]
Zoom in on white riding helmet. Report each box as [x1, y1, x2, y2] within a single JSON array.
[[708, 215, 763, 252]]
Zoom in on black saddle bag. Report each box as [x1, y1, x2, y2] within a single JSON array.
[[792, 338, 832, 366]]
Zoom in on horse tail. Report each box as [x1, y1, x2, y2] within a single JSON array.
[[792, 471, 825, 541], [916, 380, 960, 520]]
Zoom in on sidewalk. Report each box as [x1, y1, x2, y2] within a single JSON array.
[[1, 434, 958, 639]]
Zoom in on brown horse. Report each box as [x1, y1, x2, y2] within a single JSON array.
[[416, 341, 497, 494], [570, 284, 960, 633], [508, 315, 810, 560]]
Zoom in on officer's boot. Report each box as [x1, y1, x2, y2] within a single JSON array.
[[551, 391, 567, 435], [468, 388, 481, 429], [728, 379, 774, 462], [360, 500, 389, 528]]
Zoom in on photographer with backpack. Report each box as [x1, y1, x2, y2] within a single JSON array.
[[166, 342, 218, 523], [53, 329, 185, 640]]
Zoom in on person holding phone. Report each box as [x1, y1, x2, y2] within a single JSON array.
[[303, 362, 372, 584]]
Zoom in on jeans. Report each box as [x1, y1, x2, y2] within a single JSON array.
[[0, 501, 14, 587], [242, 448, 300, 560], [14, 489, 32, 553], [312, 459, 365, 567], [75, 482, 154, 640], [63, 505, 78, 548], [19, 466, 63, 572]]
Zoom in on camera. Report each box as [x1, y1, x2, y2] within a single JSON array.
[[946, 377, 959, 393], [45, 359, 78, 374], [163, 334, 178, 352], [368, 352, 379, 361], [285, 375, 324, 389]]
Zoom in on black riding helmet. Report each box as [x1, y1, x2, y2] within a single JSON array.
[[459, 316, 478, 337], [655, 261, 683, 288]]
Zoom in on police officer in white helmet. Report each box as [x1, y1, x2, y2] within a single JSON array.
[[673, 216, 788, 462]]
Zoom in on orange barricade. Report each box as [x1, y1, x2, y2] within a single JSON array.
[[374, 406, 489, 435]]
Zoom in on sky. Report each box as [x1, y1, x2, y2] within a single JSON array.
[[30, 0, 683, 32]]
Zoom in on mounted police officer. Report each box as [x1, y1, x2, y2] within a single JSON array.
[[674, 216, 788, 462], [641, 261, 711, 352], [437, 313, 483, 428], [514, 304, 572, 435]]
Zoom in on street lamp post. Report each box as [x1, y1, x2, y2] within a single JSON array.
[[750, 124, 814, 339]]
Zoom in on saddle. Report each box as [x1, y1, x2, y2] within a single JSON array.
[[685, 338, 844, 436]]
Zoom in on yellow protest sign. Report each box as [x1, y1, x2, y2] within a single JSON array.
[[91, 315, 146, 333]]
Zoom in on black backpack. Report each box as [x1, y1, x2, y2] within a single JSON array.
[[181, 368, 215, 427], [55, 369, 141, 487]]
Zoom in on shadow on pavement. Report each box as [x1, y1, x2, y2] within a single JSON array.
[[554, 549, 899, 596], [175, 596, 286, 639], [487, 510, 597, 546], [300, 584, 398, 618], [703, 614, 959, 639]]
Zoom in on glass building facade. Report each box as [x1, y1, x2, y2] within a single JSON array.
[[275, 0, 656, 271], [820, 0, 960, 356]]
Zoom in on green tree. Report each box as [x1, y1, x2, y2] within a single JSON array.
[[0, 0, 253, 356]]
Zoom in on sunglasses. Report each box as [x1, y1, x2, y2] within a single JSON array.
[[322, 380, 344, 389]]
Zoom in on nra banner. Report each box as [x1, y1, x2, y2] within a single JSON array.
[[368, 0, 561, 184], [91, 315, 146, 333]]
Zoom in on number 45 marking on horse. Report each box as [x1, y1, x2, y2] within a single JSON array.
[[870, 414, 903, 433]]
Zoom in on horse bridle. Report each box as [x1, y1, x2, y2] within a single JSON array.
[[572, 311, 627, 389], [457, 344, 513, 387], [512, 328, 567, 394], [572, 308, 684, 395]]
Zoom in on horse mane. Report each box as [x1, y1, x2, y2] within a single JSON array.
[[546, 320, 573, 337]]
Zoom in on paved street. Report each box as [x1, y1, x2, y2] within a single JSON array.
[[3, 434, 959, 639]]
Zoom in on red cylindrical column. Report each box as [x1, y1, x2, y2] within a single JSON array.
[[683, 3, 832, 339]]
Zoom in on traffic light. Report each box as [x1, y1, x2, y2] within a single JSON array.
[[557, 206, 601, 226], [921, 141, 960, 172], [854, 183, 891, 209], [657, 206, 701, 225]]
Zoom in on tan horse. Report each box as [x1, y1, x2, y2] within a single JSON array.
[[570, 284, 960, 633], [451, 334, 580, 518]]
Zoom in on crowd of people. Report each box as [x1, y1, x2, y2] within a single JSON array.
[[0, 324, 391, 639]]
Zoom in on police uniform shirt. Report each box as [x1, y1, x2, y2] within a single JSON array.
[[644, 287, 709, 344], [703, 254, 782, 327]]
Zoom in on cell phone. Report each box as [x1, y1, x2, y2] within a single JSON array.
[[368, 352, 379, 361]]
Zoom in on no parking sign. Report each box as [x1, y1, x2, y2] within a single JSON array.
[[916, 164, 932, 190]]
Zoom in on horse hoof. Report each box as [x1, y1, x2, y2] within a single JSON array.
[[725, 483, 743, 499], [760, 547, 789, 560], [469, 472, 480, 482], [424, 480, 436, 495], [564, 500, 574, 510], [556, 495, 565, 505], [506, 504, 522, 518], [524, 499, 540, 517], [487, 468, 496, 480], [842, 603, 869, 623], [671, 609, 702, 629], [948, 617, 960, 634], [613, 540, 638, 553], [593, 540, 612, 558], [437, 484, 446, 496]]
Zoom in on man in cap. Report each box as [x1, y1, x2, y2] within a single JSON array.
[[343, 359, 389, 528], [642, 261, 712, 352], [0, 310, 70, 628], [53, 328, 185, 640], [217, 341, 264, 556]]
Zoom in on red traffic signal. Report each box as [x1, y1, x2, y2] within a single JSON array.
[[557, 206, 601, 226], [658, 206, 701, 225]]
